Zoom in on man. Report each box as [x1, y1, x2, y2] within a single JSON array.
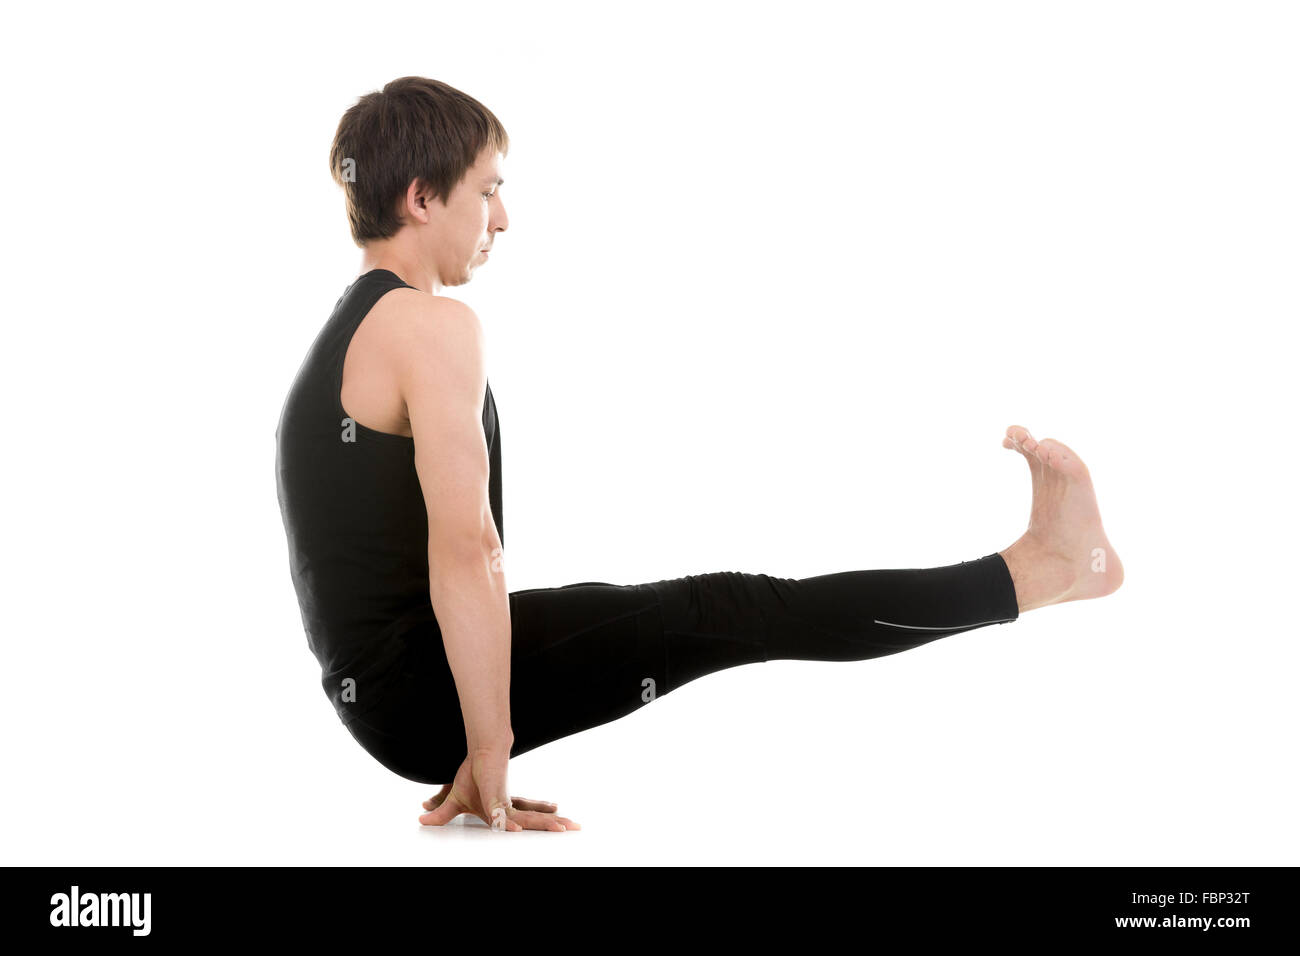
[[275, 76, 1123, 833]]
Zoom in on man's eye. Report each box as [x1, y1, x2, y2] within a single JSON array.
[[483, 192, 496, 200]]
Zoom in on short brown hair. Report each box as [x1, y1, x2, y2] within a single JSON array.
[[329, 77, 510, 247]]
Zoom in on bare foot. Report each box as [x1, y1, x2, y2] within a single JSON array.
[[998, 425, 1124, 612]]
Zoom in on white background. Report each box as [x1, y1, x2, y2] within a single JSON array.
[[2, 0, 1296, 865]]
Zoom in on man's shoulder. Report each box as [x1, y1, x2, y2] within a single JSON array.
[[368, 290, 483, 360], [369, 291, 485, 394], [381, 287, 480, 320]]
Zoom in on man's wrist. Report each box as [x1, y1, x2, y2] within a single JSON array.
[[467, 730, 514, 755]]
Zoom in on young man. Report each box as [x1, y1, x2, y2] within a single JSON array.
[[275, 76, 1124, 834]]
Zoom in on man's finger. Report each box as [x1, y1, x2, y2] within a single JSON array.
[[510, 797, 558, 812], [422, 784, 453, 811], [507, 808, 569, 832], [418, 796, 464, 826]]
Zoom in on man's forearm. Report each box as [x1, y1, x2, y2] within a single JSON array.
[[429, 540, 513, 751]]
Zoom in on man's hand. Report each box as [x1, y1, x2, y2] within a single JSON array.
[[416, 747, 579, 832]]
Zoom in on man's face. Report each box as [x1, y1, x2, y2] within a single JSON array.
[[425, 146, 508, 287]]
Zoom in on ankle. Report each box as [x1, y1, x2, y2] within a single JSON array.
[[1000, 536, 1074, 613]]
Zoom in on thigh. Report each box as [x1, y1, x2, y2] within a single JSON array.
[[347, 581, 668, 782], [507, 580, 667, 762]]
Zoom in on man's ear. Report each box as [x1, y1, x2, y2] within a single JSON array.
[[405, 177, 445, 221], [393, 179, 424, 227]]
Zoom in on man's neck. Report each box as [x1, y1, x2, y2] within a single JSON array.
[[358, 245, 439, 295]]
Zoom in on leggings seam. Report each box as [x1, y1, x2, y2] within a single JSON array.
[[872, 616, 1018, 631]]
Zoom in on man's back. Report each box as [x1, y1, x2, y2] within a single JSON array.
[[274, 269, 503, 725]]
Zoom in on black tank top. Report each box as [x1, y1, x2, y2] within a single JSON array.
[[274, 268, 503, 724]]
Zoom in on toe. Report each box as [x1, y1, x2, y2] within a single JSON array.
[[1048, 438, 1079, 462], [1041, 438, 1090, 478]]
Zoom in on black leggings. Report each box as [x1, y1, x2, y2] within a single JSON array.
[[344, 552, 1020, 784]]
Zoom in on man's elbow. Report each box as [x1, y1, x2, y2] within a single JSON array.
[[428, 522, 499, 576]]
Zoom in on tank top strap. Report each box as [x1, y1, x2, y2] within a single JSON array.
[[328, 269, 414, 356], [324, 269, 417, 421]]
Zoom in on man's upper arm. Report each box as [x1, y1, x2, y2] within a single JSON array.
[[390, 293, 494, 551]]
